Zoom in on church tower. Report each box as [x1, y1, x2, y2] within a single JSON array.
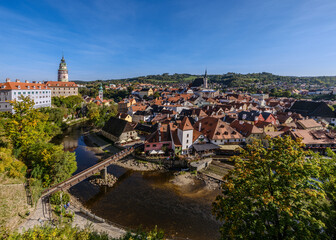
[[58, 55, 69, 82], [99, 83, 103, 101], [203, 69, 208, 89]]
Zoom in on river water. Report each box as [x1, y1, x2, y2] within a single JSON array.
[[53, 125, 221, 240]]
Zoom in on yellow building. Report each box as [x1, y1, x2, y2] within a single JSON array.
[[116, 113, 132, 122]]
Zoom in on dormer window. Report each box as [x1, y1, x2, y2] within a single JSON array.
[[18, 85, 21, 89], [27, 86, 30, 89]]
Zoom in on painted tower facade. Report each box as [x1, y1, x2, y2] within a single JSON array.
[[58, 56, 69, 82]]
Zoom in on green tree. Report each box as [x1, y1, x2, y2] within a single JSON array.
[[21, 142, 77, 187], [318, 148, 336, 238], [213, 136, 327, 240], [5, 96, 59, 149]]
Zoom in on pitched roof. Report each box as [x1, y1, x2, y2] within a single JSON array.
[[146, 124, 171, 143], [102, 117, 135, 137], [194, 117, 244, 140], [179, 116, 194, 131], [297, 119, 322, 129], [230, 120, 263, 136], [290, 129, 336, 145], [45, 81, 78, 87], [289, 101, 335, 118], [0, 82, 50, 90]]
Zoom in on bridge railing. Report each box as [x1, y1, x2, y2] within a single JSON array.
[[42, 146, 138, 197]]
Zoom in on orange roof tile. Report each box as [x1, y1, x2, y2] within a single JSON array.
[[0, 82, 50, 90], [179, 117, 194, 131]]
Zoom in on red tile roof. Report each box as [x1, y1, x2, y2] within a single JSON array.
[[0, 82, 50, 90], [179, 117, 194, 131]]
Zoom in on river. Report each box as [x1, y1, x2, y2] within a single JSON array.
[[53, 125, 221, 240]]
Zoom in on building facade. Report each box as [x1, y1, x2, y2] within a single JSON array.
[[45, 81, 78, 97], [0, 79, 51, 113]]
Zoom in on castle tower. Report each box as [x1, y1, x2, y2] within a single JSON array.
[[58, 55, 69, 82], [99, 83, 103, 101], [204, 69, 208, 89]]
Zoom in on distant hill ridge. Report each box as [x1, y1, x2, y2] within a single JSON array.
[[73, 72, 336, 87]]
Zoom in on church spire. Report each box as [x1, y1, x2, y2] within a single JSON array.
[[204, 68, 208, 89]]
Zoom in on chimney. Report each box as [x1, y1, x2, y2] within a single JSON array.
[[25, 80, 29, 83], [32, 81, 36, 83], [38, 81, 42, 84], [199, 122, 202, 132], [16, 79, 20, 83], [5, 78, 10, 82]]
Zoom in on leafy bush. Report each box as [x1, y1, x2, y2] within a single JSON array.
[[4, 225, 165, 240], [0, 148, 26, 179], [50, 191, 70, 205]]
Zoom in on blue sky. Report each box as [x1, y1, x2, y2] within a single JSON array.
[[1, 0, 336, 81]]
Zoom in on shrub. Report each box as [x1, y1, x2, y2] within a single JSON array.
[[50, 191, 70, 205]]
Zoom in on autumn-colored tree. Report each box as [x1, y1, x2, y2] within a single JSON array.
[[213, 136, 327, 240], [5, 96, 60, 149], [0, 148, 27, 179]]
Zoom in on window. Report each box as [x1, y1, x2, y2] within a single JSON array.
[[153, 144, 156, 147], [146, 145, 150, 147], [186, 140, 189, 143]]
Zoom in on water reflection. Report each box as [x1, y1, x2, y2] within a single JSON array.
[[58, 125, 221, 240]]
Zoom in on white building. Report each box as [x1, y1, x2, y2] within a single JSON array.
[[177, 117, 194, 155], [0, 78, 51, 113]]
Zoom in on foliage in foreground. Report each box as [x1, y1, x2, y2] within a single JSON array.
[[5, 96, 60, 149], [2, 225, 165, 240], [21, 142, 77, 187], [0, 148, 26, 179], [213, 136, 330, 240]]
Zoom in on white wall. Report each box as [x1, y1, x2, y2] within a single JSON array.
[[177, 128, 193, 151], [0, 89, 51, 113]]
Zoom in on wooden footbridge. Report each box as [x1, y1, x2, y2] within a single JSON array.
[[41, 145, 141, 197]]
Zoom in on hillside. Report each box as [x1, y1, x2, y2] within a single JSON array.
[[74, 72, 336, 88]]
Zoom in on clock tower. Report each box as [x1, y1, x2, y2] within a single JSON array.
[[58, 55, 69, 82]]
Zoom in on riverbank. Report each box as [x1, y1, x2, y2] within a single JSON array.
[[83, 130, 164, 171], [17, 194, 126, 238], [170, 172, 221, 191]]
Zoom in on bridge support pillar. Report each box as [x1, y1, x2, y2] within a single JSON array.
[[100, 168, 107, 181]]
